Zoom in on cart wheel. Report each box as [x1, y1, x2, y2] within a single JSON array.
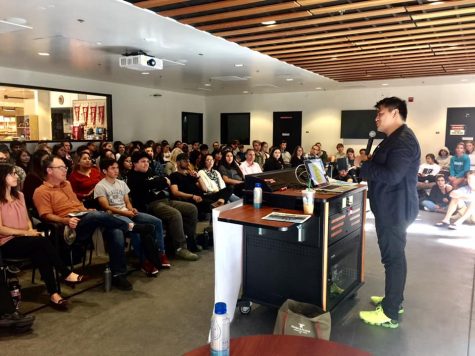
[[240, 305, 251, 315]]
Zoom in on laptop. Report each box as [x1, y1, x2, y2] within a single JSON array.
[[304, 158, 356, 193]]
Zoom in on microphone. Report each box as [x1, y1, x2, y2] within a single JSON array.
[[365, 130, 376, 156]]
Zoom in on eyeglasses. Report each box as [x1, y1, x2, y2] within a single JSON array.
[[49, 165, 67, 170]]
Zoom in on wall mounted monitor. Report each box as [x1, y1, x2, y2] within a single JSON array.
[[340, 110, 384, 139]]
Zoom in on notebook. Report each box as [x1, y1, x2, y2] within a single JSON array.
[[304, 158, 357, 193]]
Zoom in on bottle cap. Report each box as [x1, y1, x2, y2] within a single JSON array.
[[255, 183, 261, 188], [214, 302, 227, 315]]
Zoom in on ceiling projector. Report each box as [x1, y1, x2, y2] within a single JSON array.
[[119, 55, 163, 71]]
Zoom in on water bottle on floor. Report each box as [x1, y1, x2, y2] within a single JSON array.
[[210, 302, 230, 356], [104, 266, 111, 292]]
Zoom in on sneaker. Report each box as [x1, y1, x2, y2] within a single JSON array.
[[159, 253, 171, 269], [0, 311, 35, 328], [423, 206, 429, 211], [141, 260, 159, 276], [176, 248, 200, 261], [111, 275, 133, 291], [370, 296, 404, 314], [359, 306, 399, 329], [63, 226, 76, 245]]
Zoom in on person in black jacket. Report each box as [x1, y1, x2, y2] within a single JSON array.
[[127, 151, 199, 260], [263, 147, 284, 172], [359, 97, 420, 329]]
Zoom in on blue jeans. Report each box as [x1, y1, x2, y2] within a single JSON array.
[[75, 211, 129, 276], [421, 200, 445, 212], [116, 213, 164, 262]]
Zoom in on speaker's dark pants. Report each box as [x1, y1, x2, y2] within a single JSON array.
[[374, 221, 408, 320]]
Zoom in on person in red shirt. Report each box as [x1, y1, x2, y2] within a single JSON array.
[[68, 151, 102, 208]]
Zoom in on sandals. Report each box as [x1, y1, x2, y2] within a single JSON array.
[[49, 298, 69, 311], [435, 221, 450, 227], [448, 224, 458, 230]]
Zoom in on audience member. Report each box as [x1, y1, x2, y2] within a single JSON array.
[[465, 140, 475, 169], [127, 151, 199, 260], [252, 140, 264, 168], [0, 144, 26, 190], [420, 174, 452, 213], [218, 150, 244, 197], [14, 149, 31, 173], [315, 142, 329, 162], [113, 141, 126, 160], [212, 149, 223, 169], [290, 145, 305, 167], [436, 147, 451, 174], [94, 158, 167, 275], [261, 141, 270, 160], [164, 148, 183, 176], [52, 143, 73, 175], [22, 150, 50, 210], [161, 142, 171, 162], [448, 142, 470, 188], [417, 153, 440, 183], [117, 154, 132, 182], [239, 149, 262, 176], [0, 163, 84, 310], [264, 147, 284, 172], [68, 152, 102, 208], [197, 154, 233, 204], [279, 140, 291, 167], [33, 156, 135, 291], [436, 170, 475, 229]]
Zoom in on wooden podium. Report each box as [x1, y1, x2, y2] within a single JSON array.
[[218, 185, 367, 312]]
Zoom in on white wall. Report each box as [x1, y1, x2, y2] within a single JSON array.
[[0, 66, 205, 144], [205, 83, 475, 157]]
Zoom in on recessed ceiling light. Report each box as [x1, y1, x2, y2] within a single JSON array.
[[428, 1, 444, 5], [315, 87, 322, 90], [286, 78, 294, 81], [461, 79, 469, 82], [204, 83, 211, 87], [261, 20, 276, 25], [243, 91, 249, 94], [331, 56, 338, 60], [457, 68, 465, 71], [381, 83, 389, 86], [141, 72, 150, 75], [234, 64, 243, 67], [37, 52, 50, 56], [96, 41, 102, 45], [144, 37, 156, 42]]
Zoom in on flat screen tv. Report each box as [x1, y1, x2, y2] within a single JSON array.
[[340, 110, 385, 139]]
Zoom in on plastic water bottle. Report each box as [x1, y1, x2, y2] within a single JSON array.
[[104, 266, 111, 292], [253, 183, 263, 209], [9, 279, 21, 311], [210, 302, 230, 356]]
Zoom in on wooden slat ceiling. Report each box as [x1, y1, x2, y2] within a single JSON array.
[[127, 0, 475, 82]]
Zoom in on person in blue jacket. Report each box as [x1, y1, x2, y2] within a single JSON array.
[[448, 142, 470, 188], [359, 97, 420, 329]]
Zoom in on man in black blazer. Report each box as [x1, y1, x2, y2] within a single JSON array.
[[359, 97, 421, 329]]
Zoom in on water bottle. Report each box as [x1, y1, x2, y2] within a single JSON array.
[[210, 302, 230, 356], [253, 183, 263, 209], [104, 266, 111, 292], [9, 279, 21, 311]]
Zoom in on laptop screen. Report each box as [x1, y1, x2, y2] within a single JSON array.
[[304, 158, 328, 186]]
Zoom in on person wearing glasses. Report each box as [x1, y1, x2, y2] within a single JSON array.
[[0, 163, 84, 310], [33, 156, 137, 291]]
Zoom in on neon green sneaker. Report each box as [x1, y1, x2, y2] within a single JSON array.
[[370, 296, 404, 314], [359, 306, 399, 329]]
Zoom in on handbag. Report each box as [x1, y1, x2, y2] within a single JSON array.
[[273, 299, 331, 340]]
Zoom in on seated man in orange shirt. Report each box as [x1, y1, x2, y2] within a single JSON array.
[[33, 156, 146, 291]]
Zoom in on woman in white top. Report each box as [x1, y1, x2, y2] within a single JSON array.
[[197, 154, 234, 205], [436, 147, 451, 173], [418, 153, 441, 183]]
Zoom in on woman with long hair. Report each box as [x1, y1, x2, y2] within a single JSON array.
[[197, 154, 233, 205], [218, 150, 244, 197], [68, 151, 102, 208], [164, 148, 183, 176], [117, 153, 133, 183], [0, 163, 84, 310], [15, 149, 31, 173], [22, 150, 50, 210], [290, 145, 305, 167], [263, 147, 284, 172]]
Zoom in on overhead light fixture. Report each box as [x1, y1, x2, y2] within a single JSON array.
[[457, 68, 465, 71], [428, 1, 444, 5], [286, 78, 294, 81], [204, 83, 211, 87], [315, 87, 322, 90], [331, 56, 338, 60], [381, 83, 389, 86], [141, 72, 150, 75], [38, 52, 50, 56], [243, 91, 249, 94], [234, 64, 243, 67], [261, 20, 276, 25], [144, 37, 157, 42]]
